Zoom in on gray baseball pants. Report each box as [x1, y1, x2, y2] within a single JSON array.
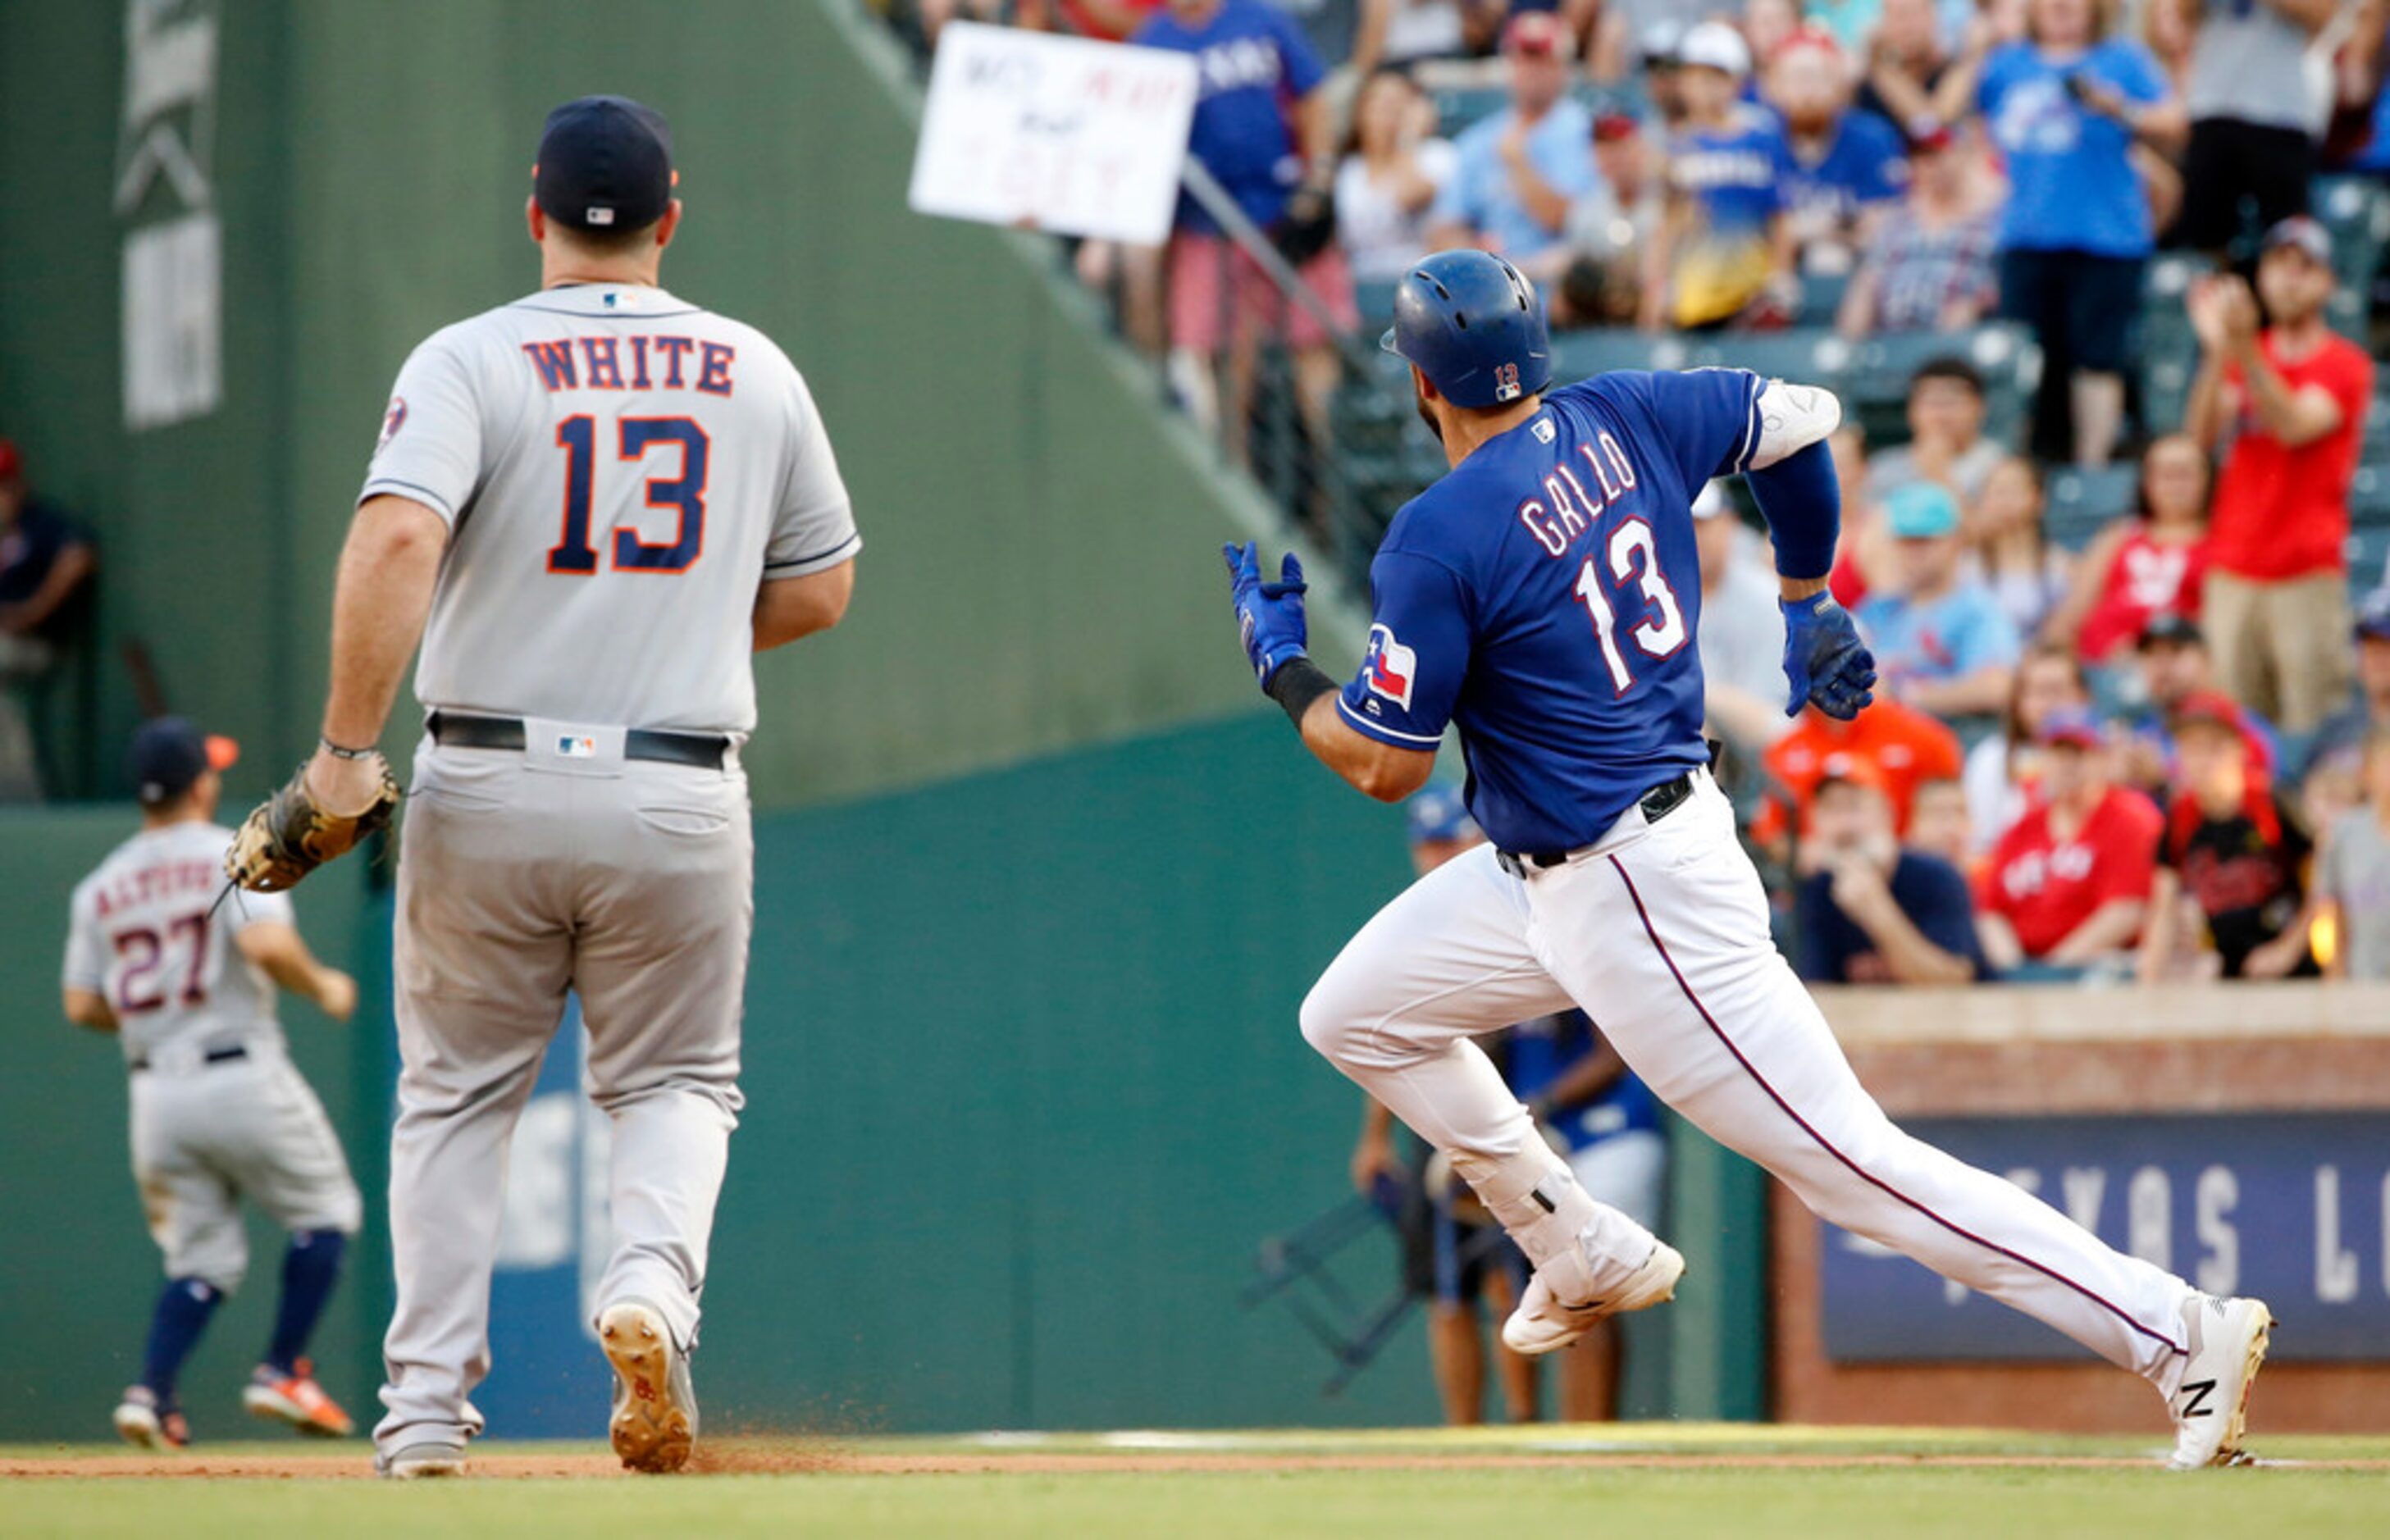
[[373, 733, 751, 1457]]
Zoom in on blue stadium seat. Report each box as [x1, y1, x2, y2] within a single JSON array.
[[2043, 464, 2139, 551], [1433, 84, 1509, 136], [1353, 277, 1401, 330], [2347, 525, 2390, 595], [1799, 270, 1850, 323], [1850, 322, 2038, 444], [1548, 329, 1696, 383], [2351, 463, 2390, 526], [2315, 175, 2390, 291]]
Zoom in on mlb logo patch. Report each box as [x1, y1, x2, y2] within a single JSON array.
[[375, 396, 408, 455], [1363, 624, 1418, 711], [558, 735, 598, 759]]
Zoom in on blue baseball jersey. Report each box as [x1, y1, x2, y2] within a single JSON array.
[[1777, 107, 1909, 230], [1135, 0, 1326, 237], [1339, 368, 1766, 854]]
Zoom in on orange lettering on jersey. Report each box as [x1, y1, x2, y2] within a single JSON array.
[[696, 342, 736, 397], [580, 336, 626, 390], [522, 340, 579, 391]]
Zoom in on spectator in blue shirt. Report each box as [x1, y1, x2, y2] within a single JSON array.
[[1766, 27, 1910, 267], [1950, 0, 2187, 465], [1859, 481, 2024, 722], [1796, 762, 1990, 984], [1124, 0, 1358, 472], [1642, 21, 1797, 330], [1426, 13, 1605, 270]]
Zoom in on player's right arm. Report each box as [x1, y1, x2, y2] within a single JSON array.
[[60, 882, 116, 1032], [1225, 542, 1452, 804], [236, 922, 359, 1023]]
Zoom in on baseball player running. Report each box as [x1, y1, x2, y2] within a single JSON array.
[[1226, 249, 2271, 1469], [223, 96, 860, 1477], [64, 718, 363, 1450]]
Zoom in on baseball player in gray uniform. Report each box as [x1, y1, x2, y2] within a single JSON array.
[[229, 95, 859, 1478], [64, 718, 363, 1450]]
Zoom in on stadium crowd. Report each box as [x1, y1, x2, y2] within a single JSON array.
[[887, 0, 2390, 987]]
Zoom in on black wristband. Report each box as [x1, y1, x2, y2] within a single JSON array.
[[1264, 656, 1337, 730]]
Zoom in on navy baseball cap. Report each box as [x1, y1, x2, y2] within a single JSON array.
[[535, 95, 675, 234], [1407, 785, 1478, 845], [130, 718, 238, 804]]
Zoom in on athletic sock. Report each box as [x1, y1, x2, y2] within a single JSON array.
[[264, 1229, 347, 1376], [141, 1278, 224, 1404]]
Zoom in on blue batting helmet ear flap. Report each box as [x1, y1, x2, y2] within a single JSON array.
[[1381, 250, 1553, 410]]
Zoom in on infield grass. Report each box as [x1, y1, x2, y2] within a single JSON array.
[[7, 1424, 2384, 1538]]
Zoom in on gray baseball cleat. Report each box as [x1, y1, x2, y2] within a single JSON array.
[[600, 1299, 696, 1474], [2166, 1293, 2274, 1470], [376, 1440, 468, 1479], [1503, 1237, 1685, 1355]]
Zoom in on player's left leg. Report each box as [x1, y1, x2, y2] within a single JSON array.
[[119, 1075, 244, 1449], [1301, 844, 1676, 1342], [223, 1053, 363, 1437], [573, 759, 752, 1474], [1528, 773, 2267, 1465]]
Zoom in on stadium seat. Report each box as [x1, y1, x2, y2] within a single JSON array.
[[2347, 524, 2390, 595], [2315, 176, 2390, 290], [1548, 328, 1696, 383], [1680, 326, 1859, 385], [1432, 84, 1509, 136], [1799, 270, 1850, 322], [2042, 464, 2138, 551], [1850, 322, 2037, 444], [2352, 463, 2390, 526], [1353, 277, 1401, 330]]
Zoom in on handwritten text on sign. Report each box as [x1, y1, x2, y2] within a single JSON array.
[[908, 23, 1197, 247]]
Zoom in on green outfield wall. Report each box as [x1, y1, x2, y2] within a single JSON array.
[[0, 0, 1760, 1439]]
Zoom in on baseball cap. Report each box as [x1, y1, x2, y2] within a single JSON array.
[[1640, 20, 1685, 67], [534, 95, 675, 235], [2355, 588, 2390, 642], [2034, 708, 2105, 749], [0, 438, 20, 482], [130, 718, 239, 805], [1593, 112, 1640, 144], [1677, 21, 1752, 79], [1407, 784, 1478, 845], [2171, 690, 2246, 737], [1503, 11, 1571, 58], [2137, 611, 2204, 650], [1909, 121, 1956, 154], [1815, 753, 1891, 798], [1884, 481, 1960, 540], [1770, 23, 1842, 67], [2261, 215, 2333, 267]]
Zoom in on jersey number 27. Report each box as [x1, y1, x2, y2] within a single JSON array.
[[550, 415, 709, 575], [1573, 520, 1688, 695]]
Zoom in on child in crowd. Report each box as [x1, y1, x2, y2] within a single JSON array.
[[2139, 692, 2318, 981]]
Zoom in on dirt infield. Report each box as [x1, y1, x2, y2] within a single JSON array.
[[8, 1441, 2386, 1480]]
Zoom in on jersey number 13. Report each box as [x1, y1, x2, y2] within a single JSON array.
[[549, 415, 709, 575], [1573, 520, 1688, 695]]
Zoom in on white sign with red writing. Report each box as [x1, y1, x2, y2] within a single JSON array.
[[908, 22, 1197, 247]]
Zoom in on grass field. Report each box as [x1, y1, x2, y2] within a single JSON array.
[[7, 1424, 2386, 1538]]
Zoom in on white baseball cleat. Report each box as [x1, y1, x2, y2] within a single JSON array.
[[600, 1299, 696, 1474], [1503, 1237, 1685, 1355], [376, 1440, 468, 1479], [2166, 1293, 2273, 1470], [112, 1387, 188, 1451]]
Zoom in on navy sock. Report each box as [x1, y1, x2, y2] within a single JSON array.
[[265, 1229, 347, 1375], [141, 1278, 224, 1404]]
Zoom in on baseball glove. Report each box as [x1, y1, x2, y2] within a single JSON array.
[[226, 758, 401, 892], [1273, 186, 1338, 269]]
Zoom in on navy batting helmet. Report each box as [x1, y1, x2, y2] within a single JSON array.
[[1380, 250, 1552, 410]]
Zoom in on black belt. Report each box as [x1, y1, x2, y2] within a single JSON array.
[[1496, 769, 1700, 879], [130, 1043, 248, 1073], [426, 710, 728, 770]]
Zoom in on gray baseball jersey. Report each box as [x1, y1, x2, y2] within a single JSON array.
[[65, 820, 360, 1288], [65, 821, 294, 1067], [359, 283, 858, 734]]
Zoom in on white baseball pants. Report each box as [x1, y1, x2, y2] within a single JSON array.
[[1301, 772, 2195, 1387], [375, 739, 750, 1458]]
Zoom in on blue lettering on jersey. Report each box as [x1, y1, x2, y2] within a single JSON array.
[[521, 335, 732, 395], [1336, 368, 1764, 853]]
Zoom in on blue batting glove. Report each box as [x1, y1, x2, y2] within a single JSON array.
[[1224, 541, 1309, 687], [1781, 590, 1877, 721]]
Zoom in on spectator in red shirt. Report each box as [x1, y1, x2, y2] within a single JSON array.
[[1978, 708, 2164, 974], [2043, 432, 2212, 663], [1754, 695, 1966, 854], [2184, 216, 2376, 732], [2138, 690, 2319, 980]]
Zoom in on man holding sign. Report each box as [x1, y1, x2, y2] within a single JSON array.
[[1130, 0, 1358, 464]]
